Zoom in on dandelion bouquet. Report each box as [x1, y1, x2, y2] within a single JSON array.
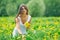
[[24, 21, 30, 29]]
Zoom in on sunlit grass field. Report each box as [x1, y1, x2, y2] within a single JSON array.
[[0, 17, 60, 40]]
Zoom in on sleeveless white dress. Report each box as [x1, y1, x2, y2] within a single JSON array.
[[12, 15, 31, 37]]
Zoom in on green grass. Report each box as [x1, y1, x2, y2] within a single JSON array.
[[0, 17, 60, 40]]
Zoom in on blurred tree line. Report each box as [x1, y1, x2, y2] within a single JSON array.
[[0, 0, 60, 17]]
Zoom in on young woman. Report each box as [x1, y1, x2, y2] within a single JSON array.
[[12, 4, 31, 40]]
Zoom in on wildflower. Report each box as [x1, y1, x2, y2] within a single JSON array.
[[31, 28, 34, 31], [38, 25, 42, 30], [43, 36, 46, 40], [50, 27, 55, 30], [46, 20, 50, 25], [46, 31, 51, 36], [54, 22, 59, 25], [53, 33, 58, 40]]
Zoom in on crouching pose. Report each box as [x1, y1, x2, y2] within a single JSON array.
[[12, 4, 31, 40]]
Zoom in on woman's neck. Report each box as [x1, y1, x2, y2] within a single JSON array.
[[20, 14, 27, 18]]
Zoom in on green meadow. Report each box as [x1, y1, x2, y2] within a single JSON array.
[[0, 17, 60, 40]]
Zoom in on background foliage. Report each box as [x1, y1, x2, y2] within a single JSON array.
[[0, 0, 60, 17]]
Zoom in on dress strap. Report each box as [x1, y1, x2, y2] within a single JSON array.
[[27, 15, 31, 22]]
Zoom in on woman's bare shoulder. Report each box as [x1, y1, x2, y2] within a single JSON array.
[[15, 17, 19, 23]]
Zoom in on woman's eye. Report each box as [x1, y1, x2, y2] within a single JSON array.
[[20, 8, 23, 10]]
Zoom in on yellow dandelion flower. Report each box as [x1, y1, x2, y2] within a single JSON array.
[[31, 28, 34, 31], [46, 20, 50, 25], [50, 27, 55, 30], [38, 25, 42, 30], [43, 36, 46, 40], [43, 38, 46, 40], [46, 31, 51, 36], [54, 22, 59, 25], [53, 33, 58, 40]]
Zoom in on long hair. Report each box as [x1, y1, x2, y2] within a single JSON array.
[[16, 4, 28, 18]]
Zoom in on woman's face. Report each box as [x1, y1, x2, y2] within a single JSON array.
[[21, 7, 27, 14]]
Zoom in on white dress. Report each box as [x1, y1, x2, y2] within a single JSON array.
[[12, 15, 31, 37]]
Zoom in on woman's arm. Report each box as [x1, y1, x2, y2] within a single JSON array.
[[15, 18, 22, 34], [28, 17, 31, 23], [27, 17, 31, 29]]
